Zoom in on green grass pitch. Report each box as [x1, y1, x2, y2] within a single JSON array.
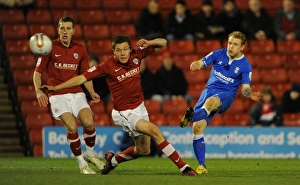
[[1, 157, 300, 185]]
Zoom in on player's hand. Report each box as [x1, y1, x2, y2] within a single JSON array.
[[90, 92, 100, 103], [36, 91, 48, 107], [190, 60, 202, 71], [250, 91, 263, 102], [136, 39, 149, 48]]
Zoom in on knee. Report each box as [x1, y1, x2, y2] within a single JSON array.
[[66, 124, 78, 133], [205, 97, 221, 111], [80, 117, 94, 130]]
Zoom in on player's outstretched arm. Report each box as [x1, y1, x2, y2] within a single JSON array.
[[136, 38, 167, 51], [242, 84, 262, 102], [43, 75, 87, 91]]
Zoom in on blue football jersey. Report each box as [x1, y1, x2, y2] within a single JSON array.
[[202, 48, 252, 95]]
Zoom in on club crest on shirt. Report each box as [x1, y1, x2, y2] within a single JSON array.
[[133, 58, 138, 64], [234, 67, 240, 74], [74, 53, 78, 59]]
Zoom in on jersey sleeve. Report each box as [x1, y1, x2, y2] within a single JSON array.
[[84, 59, 109, 81], [137, 46, 155, 59], [34, 55, 50, 73], [241, 63, 252, 85], [201, 51, 215, 67]]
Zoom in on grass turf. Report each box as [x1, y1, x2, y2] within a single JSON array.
[[1, 157, 300, 185]]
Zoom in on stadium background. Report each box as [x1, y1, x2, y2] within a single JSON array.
[[0, 0, 299, 157]]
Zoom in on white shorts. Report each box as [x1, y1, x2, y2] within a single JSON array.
[[111, 102, 149, 137], [49, 92, 91, 120]]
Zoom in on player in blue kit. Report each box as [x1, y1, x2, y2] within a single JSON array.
[[180, 31, 262, 174]]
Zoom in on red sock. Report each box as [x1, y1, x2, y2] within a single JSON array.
[[158, 140, 186, 169], [67, 132, 82, 156], [114, 146, 139, 164], [83, 128, 96, 147]]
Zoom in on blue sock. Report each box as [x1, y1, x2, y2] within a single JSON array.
[[193, 135, 206, 167], [192, 108, 208, 122]]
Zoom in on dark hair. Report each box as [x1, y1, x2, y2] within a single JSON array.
[[112, 35, 132, 49], [58, 15, 74, 28], [89, 54, 99, 64], [176, 0, 186, 6], [228, 31, 247, 46]]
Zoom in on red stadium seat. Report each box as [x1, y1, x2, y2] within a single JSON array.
[[93, 113, 111, 126], [158, 0, 177, 10], [6, 40, 31, 56], [86, 39, 113, 55], [173, 54, 199, 70], [249, 40, 275, 54], [169, 40, 195, 55], [29, 24, 56, 39], [74, 39, 86, 48], [276, 40, 300, 54], [89, 101, 106, 113], [49, 0, 74, 9], [253, 54, 282, 69], [83, 24, 110, 40], [129, 0, 150, 10], [73, 24, 83, 39], [186, 0, 202, 11], [187, 83, 206, 100], [9, 54, 36, 71], [251, 68, 261, 84], [29, 128, 43, 145], [78, 10, 105, 24], [102, 0, 128, 9], [13, 69, 34, 86], [33, 144, 43, 157], [287, 68, 300, 84], [25, 112, 53, 131], [131, 10, 142, 22], [52, 10, 79, 24], [260, 68, 288, 84], [223, 113, 250, 126], [283, 113, 300, 127], [105, 10, 133, 25], [75, 0, 101, 9], [149, 113, 167, 126], [184, 69, 208, 85], [2, 24, 28, 41], [144, 99, 162, 114], [196, 40, 222, 55], [21, 100, 50, 118], [163, 99, 188, 115], [145, 54, 163, 73], [0, 9, 24, 24], [281, 54, 300, 69], [17, 85, 36, 102], [209, 115, 224, 126], [270, 83, 291, 104], [166, 113, 185, 126], [34, 0, 48, 9], [26, 10, 52, 24], [225, 98, 246, 115], [109, 24, 137, 39], [245, 54, 255, 67]]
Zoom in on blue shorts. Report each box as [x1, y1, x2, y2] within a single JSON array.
[[192, 88, 235, 124]]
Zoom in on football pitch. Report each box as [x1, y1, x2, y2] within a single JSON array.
[[1, 157, 299, 185]]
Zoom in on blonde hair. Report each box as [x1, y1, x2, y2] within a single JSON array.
[[228, 31, 247, 46]]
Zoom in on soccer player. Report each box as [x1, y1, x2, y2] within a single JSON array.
[[180, 31, 262, 174], [33, 16, 105, 174], [42, 35, 198, 176]]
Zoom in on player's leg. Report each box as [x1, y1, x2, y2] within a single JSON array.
[[135, 119, 197, 176], [75, 93, 105, 171], [49, 94, 95, 174]]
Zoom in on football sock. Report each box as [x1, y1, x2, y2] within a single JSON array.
[[158, 140, 188, 172], [192, 108, 208, 122], [113, 146, 138, 166], [67, 132, 82, 156], [83, 128, 96, 156], [75, 155, 87, 169], [193, 134, 206, 167]]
